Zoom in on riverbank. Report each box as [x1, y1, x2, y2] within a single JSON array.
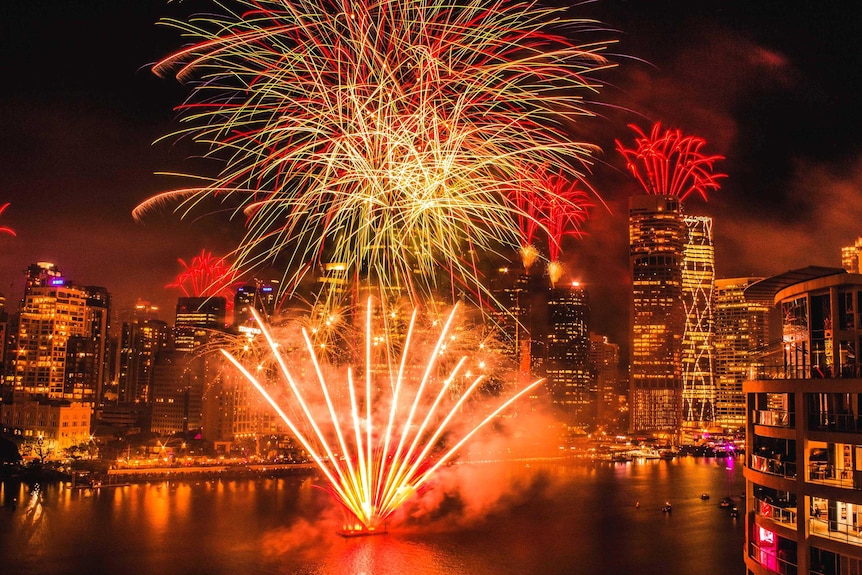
[[1, 461, 318, 486]]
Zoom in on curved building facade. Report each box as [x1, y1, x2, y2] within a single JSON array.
[[744, 268, 862, 575]]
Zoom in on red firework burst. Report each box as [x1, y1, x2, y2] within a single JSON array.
[[541, 171, 591, 263], [168, 249, 238, 300], [615, 122, 725, 201], [0, 203, 16, 236]]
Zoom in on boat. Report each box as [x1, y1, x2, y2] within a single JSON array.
[[700, 493, 710, 500], [719, 497, 732, 508]]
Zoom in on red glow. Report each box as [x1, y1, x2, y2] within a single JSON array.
[[0, 203, 16, 237], [615, 122, 725, 201]]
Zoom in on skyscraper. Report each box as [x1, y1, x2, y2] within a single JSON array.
[[233, 281, 278, 329], [174, 297, 227, 352], [681, 215, 716, 428], [713, 277, 768, 432], [116, 319, 171, 404], [590, 333, 621, 430], [13, 263, 110, 402], [151, 297, 227, 437], [544, 281, 592, 429], [628, 195, 685, 434]]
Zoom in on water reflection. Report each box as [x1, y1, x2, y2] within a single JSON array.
[[1, 458, 745, 575]]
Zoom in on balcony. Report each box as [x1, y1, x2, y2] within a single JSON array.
[[809, 412, 862, 434], [807, 463, 860, 490], [748, 541, 798, 575], [755, 497, 797, 530], [755, 409, 793, 428], [752, 454, 798, 479], [808, 515, 862, 546]]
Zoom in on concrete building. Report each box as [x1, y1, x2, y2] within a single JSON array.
[[0, 396, 91, 452], [743, 267, 862, 575], [713, 277, 768, 433], [545, 282, 592, 429], [590, 333, 622, 430], [12, 263, 110, 402], [628, 195, 685, 435]]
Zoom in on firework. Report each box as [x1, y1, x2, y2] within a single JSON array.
[[507, 170, 592, 283], [541, 171, 591, 285], [136, 0, 612, 306], [0, 203, 15, 236], [615, 122, 725, 201], [221, 299, 543, 533], [167, 249, 239, 300]]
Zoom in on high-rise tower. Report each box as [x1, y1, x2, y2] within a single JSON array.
[[713, 277, 768, 432], [13, 263, 110, 402], [545, 281, 592, 429], [681, 215, 716, 427], [628, 195, 685, 434], [174, 297, 227, 352]]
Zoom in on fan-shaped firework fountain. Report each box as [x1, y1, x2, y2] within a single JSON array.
[[140, 0, 613, 533], [223, 300, 543, 534]]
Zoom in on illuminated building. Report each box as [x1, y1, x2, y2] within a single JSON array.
[[0, 396, 91, 451], [174, 296, 226, 352], [628, 195, 685, 434], [742, 267, 862, 575], [150, 351, 205, 436], [116, 319, 171, 404], [0, 294, 9, 382], [713, 277, 768, 432], [842, 237, 862, 273], [13, 263, 110, 403], [590, 334, 622, 430], [545, 282, 592, 429], [233, 280, 279, 328], [491, 268, 544, 384], [681, 215, 716, 428], [150, 297, 227, 435]]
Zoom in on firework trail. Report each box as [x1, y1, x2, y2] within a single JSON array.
[[136, 0, 612, 307], [0, 203, 15, 236], [221, 299, 543, 533], [540, 171, 591, 285], [615, 122, 725, 201], [507, 170, 591, 283], [167, 249, 239, 302]]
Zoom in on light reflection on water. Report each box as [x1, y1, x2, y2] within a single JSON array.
[[0, 457, 745, 575]]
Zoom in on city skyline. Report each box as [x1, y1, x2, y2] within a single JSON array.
[[1, 1, 861, 347]]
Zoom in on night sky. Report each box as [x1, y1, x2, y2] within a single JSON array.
[[1, 1, 861, 348]]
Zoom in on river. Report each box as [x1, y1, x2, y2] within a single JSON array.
[[0, 456, 745, 575]]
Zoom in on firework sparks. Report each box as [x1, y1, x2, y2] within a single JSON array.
[[615, 122, 726, 201], [136, 0, 612, 306], [0, 203, 15, 236], [167, 249, 239, 300], [541, 171, 591, 285], [221, 299, 543, 534]]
